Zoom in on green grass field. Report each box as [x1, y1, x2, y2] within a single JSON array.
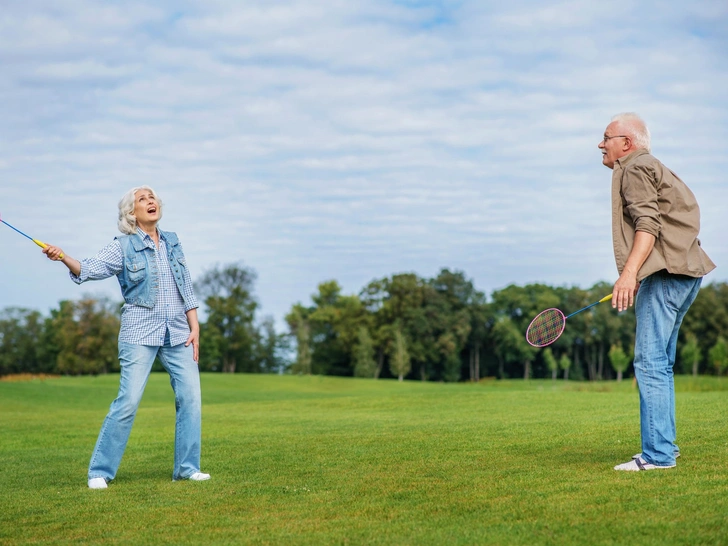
[[1, 374, 727, 545]]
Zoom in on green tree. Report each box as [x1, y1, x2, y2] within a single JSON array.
[[681, 282, 728, 372], [608, 344, 631, 382], [389, 328, 411, 381], [680, 333, 701, 376], [353, 326, 377, 378], [490, 283, 555, 379], [48, 298, 120, 375], [306, 281, 370, 376], [358, 278, 390, 379], [295, 320, 312, 375], [466, 300, 493, 382], [360, 274, 426, 380], [195, 263, 259, 373], [360, 271, 474, 382], [379, 273, 433, 380], [558, 353, 571, 380], [543, 348, 558, 380], [490, 316, 538, 379], [287, 305, 312, 375], [586, 283, 627, 381], [430, 269, 479, 382], [708, 337, 728, 376], [491, 317, 517, 379], [0, 308, 47, 375], [257, 316, 290, 374]]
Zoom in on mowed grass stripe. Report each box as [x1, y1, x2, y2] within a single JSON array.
[[1, 375, 727, 545]]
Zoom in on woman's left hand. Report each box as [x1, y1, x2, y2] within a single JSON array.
[[185, 328, 199, 363], [185, 309, 200, 363]]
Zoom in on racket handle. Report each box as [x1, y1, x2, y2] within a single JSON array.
[[34, 239, 64, 259], [565, 294, 614, 319]]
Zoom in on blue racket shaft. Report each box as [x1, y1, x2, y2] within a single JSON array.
[[566, 294, 613, 318], [0, 214, 64, 258], [1, 218, 35, 241]]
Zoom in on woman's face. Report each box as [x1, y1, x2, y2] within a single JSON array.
[[132, 189, 160, 226]]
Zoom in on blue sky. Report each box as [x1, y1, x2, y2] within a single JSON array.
[[1, 0, 726, 329]]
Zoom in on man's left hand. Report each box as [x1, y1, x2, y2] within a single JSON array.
[[612, 271, 638, 312]]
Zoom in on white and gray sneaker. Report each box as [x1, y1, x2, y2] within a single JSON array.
[[188, 472, 211, 481], [614, 457, 676, 471]]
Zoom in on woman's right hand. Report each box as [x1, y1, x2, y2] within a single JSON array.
[[42, 245, 82, 276]]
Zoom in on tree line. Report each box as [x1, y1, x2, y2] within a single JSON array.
[[0, 263, 288, 377], [2, 263, 727, 380], [287, 271, 728, 381]]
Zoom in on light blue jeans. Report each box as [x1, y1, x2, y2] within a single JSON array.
[[88, 341, 202, 482], [634, 271, 701, 466]]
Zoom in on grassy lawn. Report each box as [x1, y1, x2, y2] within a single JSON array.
[[1, 374, 727, 545]]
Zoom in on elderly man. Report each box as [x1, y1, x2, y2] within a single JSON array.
[[599, 113, 715, 471]]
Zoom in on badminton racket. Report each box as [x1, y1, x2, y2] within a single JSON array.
[[526, 294, 613, 348], [0, 212, 64, 259]]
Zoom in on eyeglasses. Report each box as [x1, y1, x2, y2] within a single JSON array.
[[602, 135, 628, 144]]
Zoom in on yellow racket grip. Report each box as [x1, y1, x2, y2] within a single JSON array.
[[33, 239, 64, 259], [599, 294, 613, 303]]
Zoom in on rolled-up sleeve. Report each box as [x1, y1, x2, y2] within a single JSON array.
[[622, 164, 661, 237], [69, 240, 124, 284]]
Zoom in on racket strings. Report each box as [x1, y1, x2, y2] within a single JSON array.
[[526, 309, 566, 347]]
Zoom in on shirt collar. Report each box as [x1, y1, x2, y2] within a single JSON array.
[[614, 148, 649, 169], [136, 227, 159, 249]]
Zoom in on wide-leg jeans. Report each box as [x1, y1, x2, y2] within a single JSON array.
[[634, 271, 701, 467], [88, 341, 202, 481]]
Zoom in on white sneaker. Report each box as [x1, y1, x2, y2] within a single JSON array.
[[614, 457, 676, 471], [88, 478, 108, 489], [188, 472, 211, 481]]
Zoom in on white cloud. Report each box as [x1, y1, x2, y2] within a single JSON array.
[[0, 0, 726, 330]]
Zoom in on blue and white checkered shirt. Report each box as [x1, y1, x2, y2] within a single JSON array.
[[70, 228, 199, 346]]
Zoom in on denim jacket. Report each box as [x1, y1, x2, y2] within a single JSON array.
[[116, 229, 194, 309]]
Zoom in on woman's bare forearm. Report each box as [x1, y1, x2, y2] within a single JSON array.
[[43, 245, 81, 276]]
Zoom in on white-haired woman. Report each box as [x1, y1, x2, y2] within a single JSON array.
[[43, 186, 210, 489]]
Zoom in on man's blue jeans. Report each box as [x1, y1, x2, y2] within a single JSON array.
[[634, 271, 701, 466], [88, 341, 202, 481]]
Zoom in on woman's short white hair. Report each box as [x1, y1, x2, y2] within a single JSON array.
[[611, 112, 651, 152], [117, 186, 163, 234]]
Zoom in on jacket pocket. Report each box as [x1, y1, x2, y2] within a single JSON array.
[[126, 260, 146, 284]]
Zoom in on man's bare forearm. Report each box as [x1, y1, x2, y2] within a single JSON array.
[[612, 231, 656, 311]]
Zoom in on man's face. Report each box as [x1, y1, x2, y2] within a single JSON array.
[[598, 121, 631, 169]]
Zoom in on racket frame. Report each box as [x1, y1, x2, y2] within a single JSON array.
[[526, 308, 566, 348], [525, 294, 614, 348]]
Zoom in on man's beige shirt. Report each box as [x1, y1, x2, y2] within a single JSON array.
[[612, 149, 716, 281]]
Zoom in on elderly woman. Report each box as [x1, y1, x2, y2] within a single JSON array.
[[43, 186, 209, 489]]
